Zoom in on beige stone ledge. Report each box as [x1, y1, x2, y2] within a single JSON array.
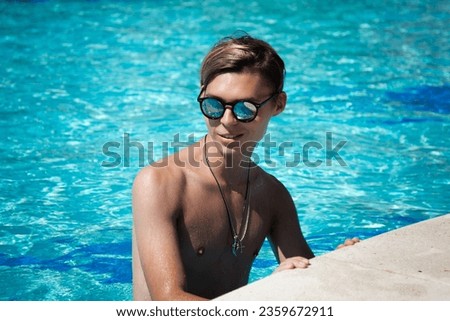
[[216, 214, 450, 300]]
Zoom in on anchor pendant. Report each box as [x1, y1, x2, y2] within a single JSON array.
[[232, 235, 244, 256]]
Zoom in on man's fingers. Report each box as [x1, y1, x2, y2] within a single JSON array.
[[344, 237, 361, 246], [285, 257, 310, 269], [337, 237, 361, 249], [344, 238, 354, 246], [292, 260, 310, 268], [275, 257, 311, 273]]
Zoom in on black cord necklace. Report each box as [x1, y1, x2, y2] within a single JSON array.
[[203, 134, 251, 256]]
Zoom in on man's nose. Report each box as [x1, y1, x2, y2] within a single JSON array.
[[220, 106, 238, 125]]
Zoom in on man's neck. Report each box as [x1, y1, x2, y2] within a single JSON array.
[[202, 135, 253, 189]]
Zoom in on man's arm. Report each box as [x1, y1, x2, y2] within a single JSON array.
[[132, 166, 207, 301], [267, 180, 314, 272]]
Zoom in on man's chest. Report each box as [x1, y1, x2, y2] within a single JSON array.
[[177, 201, 271, 260]]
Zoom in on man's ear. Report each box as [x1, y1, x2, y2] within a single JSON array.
[[272, 91, 287, 116]]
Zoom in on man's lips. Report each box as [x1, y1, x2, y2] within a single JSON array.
[[218, 133, 243, 140]]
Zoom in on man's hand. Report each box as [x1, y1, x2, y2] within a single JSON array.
[[336, 237, 360, 249], [274, 256, 310, 273]]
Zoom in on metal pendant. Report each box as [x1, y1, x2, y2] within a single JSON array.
[[232, 235, 244, 256]]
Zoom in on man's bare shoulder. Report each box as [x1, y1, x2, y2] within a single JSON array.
[[132, 154, 188, 217], [252, 166, 296, 221], [134, 154, 186, 184], [253, 166, 290, 197]]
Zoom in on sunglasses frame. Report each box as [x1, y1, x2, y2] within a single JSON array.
[[197, 89, 279, 123]]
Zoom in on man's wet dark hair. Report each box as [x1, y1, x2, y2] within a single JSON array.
[[200, 34, 285, 93]]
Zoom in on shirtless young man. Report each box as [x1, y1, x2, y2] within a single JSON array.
[[132, 35, 338, 300]]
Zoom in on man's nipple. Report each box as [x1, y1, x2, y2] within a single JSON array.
[[197, 247, 205, 256]]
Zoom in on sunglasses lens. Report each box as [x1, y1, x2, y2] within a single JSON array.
[[201, 98, 224, 119], [234, 101, 257, 121]]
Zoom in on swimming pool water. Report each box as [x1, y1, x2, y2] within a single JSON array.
[[1, 0, 449, 300]]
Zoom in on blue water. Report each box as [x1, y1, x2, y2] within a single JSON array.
[[1, 0, 449, 300]]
